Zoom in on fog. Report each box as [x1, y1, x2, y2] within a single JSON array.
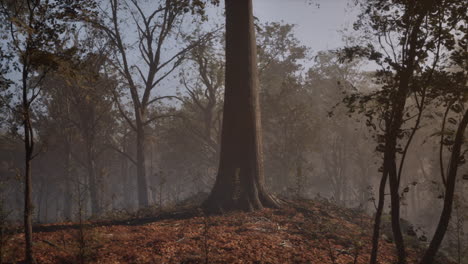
[[0, 0, 467, 263]]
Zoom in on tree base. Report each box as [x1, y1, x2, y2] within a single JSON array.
[[202, 187, 281, 214]]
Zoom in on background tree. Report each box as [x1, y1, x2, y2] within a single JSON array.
[[178, 31, 224, 188], [0, 0, 96, 262], [256, 22, 314, 195], [91, 0, 217, 208], [343, 0, 466, 262], [421, 31, 468, 263], [42, 41, 117, 216]]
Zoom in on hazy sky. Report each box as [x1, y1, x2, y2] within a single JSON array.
[[205, 0, 358, 55], [157, 0, 360, 97], [253, 0, 358, 54], [1, 0, 361, 100]]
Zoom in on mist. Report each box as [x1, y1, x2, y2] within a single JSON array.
[[0, 0, 467, 263]]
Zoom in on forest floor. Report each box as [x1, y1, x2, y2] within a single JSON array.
[[3, 199, 452, 264]]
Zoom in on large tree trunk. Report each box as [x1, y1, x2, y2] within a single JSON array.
[[420, 109, 468, 264], [203, 0, 279, 212]]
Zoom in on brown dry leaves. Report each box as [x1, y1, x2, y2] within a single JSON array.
[[5, 200, 430, 263]]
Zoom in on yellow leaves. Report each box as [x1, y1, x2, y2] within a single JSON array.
[[9, 17, 35, 35]]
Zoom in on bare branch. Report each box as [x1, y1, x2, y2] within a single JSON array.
[[105, 144, 137, 165], [146, 95, 182, 106], [143, 113, 178, 126]]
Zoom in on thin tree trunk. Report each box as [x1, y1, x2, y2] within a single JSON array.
[[136, 118, 149, 208], [23, 88, 37, 264], [381, 3, 432, 262], [204, 110, 213, 142], [85, 141, 100, 216], [120, 134, 133, 210], [55, 196, 59, 222], [64, 137, 73, 220], [382, 14, 427, 263], [420, 108, 468, 264], [36, 182, 43, 223], [203, 0, 279, 212], [20, 37, 37, 260], [369, 169, 388, 264], [44, 188, 49, 223], [387, 145, 406, 264], [86, 155, 100, 216]]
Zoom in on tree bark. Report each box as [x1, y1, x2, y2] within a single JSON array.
[[23, 72, 37, 264], [136, 115, 149, 208], [380, 4, 431, 262], [203, 0, 279, 212], [386, 133, 406, 264], [63, 136, 73, 220], [369, 169, 388, 264], [86, 147, 100, 216], [420, 108, 468, 264]]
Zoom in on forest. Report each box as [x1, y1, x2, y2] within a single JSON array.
[[0, 0, 467, 263]]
